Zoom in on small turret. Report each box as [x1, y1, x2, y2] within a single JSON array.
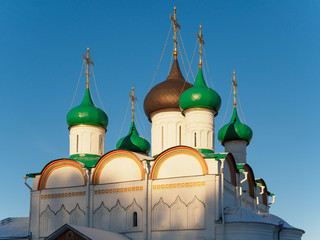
[[218, 72, 253, 163], [179, 25, 221, 152], [67, 48, 108, 158], [143, 7, 192, 156], [117, 87, 150, 155]]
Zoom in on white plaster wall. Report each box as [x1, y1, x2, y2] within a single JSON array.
[[152, 230, 207, 240], [33, 176, 40, 190], [69, 125, 105, 156], [205, 158, 219, 175], [216, 222, 276, 240], [93, 181, 145, 237], [184, 109, 215, 151], [97, 157, 143, 184], [151, 176, 206, 232], [224, 141, 247, 164], [150, 111, 186, 156], [155, 154, 205, 179], [224, 181, 237, 209], [45, 166, 85, 189], [280, 229, 305, 240], [37, 186, 87, 238]]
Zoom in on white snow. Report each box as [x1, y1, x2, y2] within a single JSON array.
[[0, 217, 29, 238], [69, 224, 130, 240]]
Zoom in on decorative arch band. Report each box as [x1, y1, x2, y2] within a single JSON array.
[[150, 146, 208, 180], [92, 150, 145, 184], [243, 164, 255, 198], [38, 159, 86, 190], [225, 153, 237, 186]]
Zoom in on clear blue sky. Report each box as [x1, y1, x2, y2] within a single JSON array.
[[0, 1, 318, 239]]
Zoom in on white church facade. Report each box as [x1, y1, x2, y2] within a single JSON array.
[[9, 7, 304, 240]]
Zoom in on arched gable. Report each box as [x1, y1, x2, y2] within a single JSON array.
[[243, 164, 255, 198], [92, 150, 145, 184], [150, 146, 208, 180], [224, 153, 237, 186], [38, 159, 86, 190], [256, 178, 268, 205]]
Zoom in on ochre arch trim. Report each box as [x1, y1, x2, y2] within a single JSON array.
[[225, 153, 237, 186], [92, 150, 145, 184], [38, 159, 86, 190], [150, 146, 208, 180]]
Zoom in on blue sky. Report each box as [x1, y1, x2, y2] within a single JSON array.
[[0, 1, 319, 239]]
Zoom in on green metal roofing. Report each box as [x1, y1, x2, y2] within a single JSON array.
[[218, 107, 253, 146], [26, 173, 40, 178], [67, 88, 108, 129], [196, 148, 214, 156], [70, 153, 101, 168], [179, 68, 221, 115], [202, 152, 227, 160], [116, 121, 150, 154]]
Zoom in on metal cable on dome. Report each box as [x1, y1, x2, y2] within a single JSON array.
[[202, 65, 211, 89], [92, 66, 107, 113], [237, 88, 247, 124], [168, 45, 174, 75], [178, 29, 195, 80], [220, 84, 233, 128], [203, 46, 214, 86], [177, 43, 190, 83], [187, 39, 198, 81], [137, 103, 150, 140], [147, 23, 172, 93], [69, 59, 85, 110], [117, 98, 130, 141]]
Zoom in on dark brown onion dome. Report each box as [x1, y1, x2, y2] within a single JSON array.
[[144, 59, 192, 121]]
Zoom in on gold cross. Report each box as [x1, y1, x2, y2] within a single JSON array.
[[232, 71, 238, 107], [170, 6, 180, 59], [82, 47, 94, 89], [129, 86, 138, 122], [197, 25, 205, 69]]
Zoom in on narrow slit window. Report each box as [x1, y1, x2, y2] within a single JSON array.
[[161, 126, 164, 151], [133, 212, 138, 227], [194, 132, 197, 147], [99, 135, 103, 154], [76, 135, 79, 152]]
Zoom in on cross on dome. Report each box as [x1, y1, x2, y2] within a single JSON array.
[[232, 71, 238, 108], [129, 86, 138, 122], [197, 25, 205, 69], [170, 6, 180, 59], [82, 47, 94, 89]]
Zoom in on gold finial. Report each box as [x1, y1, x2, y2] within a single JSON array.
[[82, 47, 94, 89], [129, 86, 138, 122], [197, 24, 205, 69], [232, 71, 237, 108], [170, 6, 180, 60]]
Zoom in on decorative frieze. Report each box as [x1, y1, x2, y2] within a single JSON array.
[[152, 181, 205, 190], [41, 191, 86, 199], [94, 186, 143, 195]]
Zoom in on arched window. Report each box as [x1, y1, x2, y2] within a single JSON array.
[[99, 135, 103, 154], [76, 135, 79, 152], [161, 126, 164, 151], [179, 126, 182, 145], [133, 212, 138, 227]]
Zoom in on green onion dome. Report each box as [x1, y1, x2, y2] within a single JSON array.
[[179, 68, 221, 115], [144, 59, 192, 121], [218, 108, 253, 146], [67, 88, 108, 129], [116, 121, 150, 154]]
